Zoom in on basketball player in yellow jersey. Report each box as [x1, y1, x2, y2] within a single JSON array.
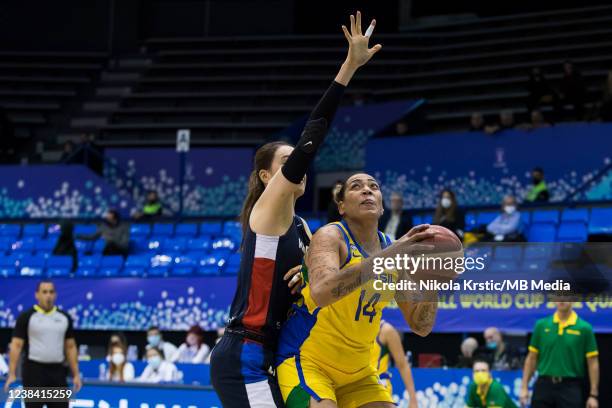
[[371, 321, 418, 408], [276, 173, 440, 408]]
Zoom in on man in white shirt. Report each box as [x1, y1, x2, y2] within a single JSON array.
[[138, 347, 179, 383], [145, 326, 178, 362]]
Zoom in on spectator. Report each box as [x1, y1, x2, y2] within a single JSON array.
[[457, 337, 479, 368], [527, 67, 559, 113], [525, 167, 549, 203], [108, 332, 128, 351], [107, 343, 135, 382], [133, 191, 163, 220], [478, 327, 522, 370], [146, 326, 178, 361], [52, 221, 78, 272], [379, 192, 412, 240], [60, 141, 75, 163], [171, 325, 210, 364], [521, 300, 599, 408], [529, 110, 552, 129], [77, 209, 130, 256], [597, 70, 612, 121], [484, 111, 515, 135], [138, 347, 179, 383], [559, 60, 586, 120], [466, 359, 517, 408], [433, 189, 465, 239], [327, 180, 343, 223], [469, 112, 485, 132], [485, 196, 524, 242]]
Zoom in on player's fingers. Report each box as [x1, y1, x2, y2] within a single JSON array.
[[341, 25, 351, 42], [350, 14, 356, 35], [406, 224, 430, 237], [289, 274, 302, 289], [364, 19, 376, 38], [283, 265, 302, 280], [356, 11, 362, 35], [368, 44, 382, 55], [409, 243, 436, 255], [408, 230, 436, 242]]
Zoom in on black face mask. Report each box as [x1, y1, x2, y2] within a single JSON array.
[[532, 177, 541, 185]]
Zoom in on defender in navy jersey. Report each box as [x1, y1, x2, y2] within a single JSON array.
[[209, 11, 383, 408]]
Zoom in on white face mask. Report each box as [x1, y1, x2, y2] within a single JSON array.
[[441, 197, 452, 208], [111, 353, 125, 366], [504, 205, 516, 215], [148, 355, 162, 370]]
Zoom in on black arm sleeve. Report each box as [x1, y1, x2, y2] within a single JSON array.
[[281, 81, 346, 184], [63, 312, 75, 339]]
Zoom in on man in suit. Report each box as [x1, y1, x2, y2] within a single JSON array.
[[379, 192, 412, 240]]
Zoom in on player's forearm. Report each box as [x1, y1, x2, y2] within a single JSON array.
[[521, 352, 537, 389], [398, 363, 417, 400], [66, 345, 80, 377], [334, 61, 358, 86], [587, 358, 599, 396], [398, 298, 438, 337]]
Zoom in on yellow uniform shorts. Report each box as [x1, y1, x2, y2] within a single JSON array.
[[277, 355, 394, 408]]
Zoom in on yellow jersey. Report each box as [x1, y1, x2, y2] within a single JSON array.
[[370, 323, 391, 379], [276, 220, 396, 374]]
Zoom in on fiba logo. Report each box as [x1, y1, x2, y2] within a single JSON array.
[[493, 147, 506, 168]]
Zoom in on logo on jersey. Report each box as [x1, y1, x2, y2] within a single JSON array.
[[350, 244, 361, 259]]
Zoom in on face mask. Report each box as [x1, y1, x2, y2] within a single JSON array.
[[486, 341, 498, 350], [148, 356, 162, 370], [111, 353, 125, 366], [503, 206, 516, 215], [532, 177, 541, 185], [441, 197, 452, 208], [473, 371, 490, 385], [147, 335, 161, 347]]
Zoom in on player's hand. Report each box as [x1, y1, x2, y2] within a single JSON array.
[[397, 224, 436, 256], [284, 265, 303, 295], [3, 373, 16, 392], [519, 387, 530, 407], [342, 11, 382, 69], [72, 375, 82, 393], [586, 396, 598, 408]]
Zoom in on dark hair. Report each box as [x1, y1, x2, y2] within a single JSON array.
[[239, 141, 291, 236], [147, 347, 163, 358], [107, 209, 120, 222], [472, 358, 491, 369], [532, 167, 544, 174], [434, 188, 457, 224], [147, 326, 160, 333], [333, 172, 380, 211], [36, 280, 54, 292], [108, 332, 128, 350], [186, 325, 205, 347]]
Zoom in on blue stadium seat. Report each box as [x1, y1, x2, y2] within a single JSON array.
[[153, 223, 174, 236], [172, 253, 199, 276], [421, 214, 434, 224], [23, 224, 45, 238], [163, 237, 187, 253], [75, 268, 97, 277], [212, 237, 236, 252], [494, 246, 522, 261], [521, 259, 549, 274], [11, 238, 36, 254], [0, 255, 18, 277], [527, 224, 557, 242], [92, 240, 106, 253], [588, 208, 612, 234], [520, 211, 531, 228], [148, 254, 174, 277], [223, 220, 242, 238], [99, 256, 124, 276], [0, 237, 13, 254], [224, 253, 242, 275], [488, 260, 520, 274], [75, 240, 92, 253], [35, 238, 58, 253], [412, 215, 422, 226], [75, 224, 97, 235], [130, 223, 152, 237], [0, 224, 21, 237], [557, 222, 588, 242], [175, 223, 199, 238], [476, 212, 498, 227], [79, 255, 102, 269], [561, 208, 589, 223], [464, 245, 493, 263], [465, 212, 477, 231], [531, 210, 559, 224], [200, 221, 223, 236], [142, 238, 163, 253], [47, 224, 61, 236], [197, 255, 223, 276], [46, 256, 73, 277], [187, 237, 212, 253], [305, 218, 323, 233], [123, 255, 149, 277], [19, 254, 46, 276]]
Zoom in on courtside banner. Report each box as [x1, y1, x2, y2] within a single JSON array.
[[0, 274, 610, 333]]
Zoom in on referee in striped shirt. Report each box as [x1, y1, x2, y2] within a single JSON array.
[[3, 280, 82, 407]]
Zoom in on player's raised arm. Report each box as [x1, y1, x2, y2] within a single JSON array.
[[250, 11, 382, 235]]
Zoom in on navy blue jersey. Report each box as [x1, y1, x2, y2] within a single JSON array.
[[227, 216, 309, 347]]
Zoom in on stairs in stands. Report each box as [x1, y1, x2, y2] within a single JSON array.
[[64, 55, 150, 142]]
